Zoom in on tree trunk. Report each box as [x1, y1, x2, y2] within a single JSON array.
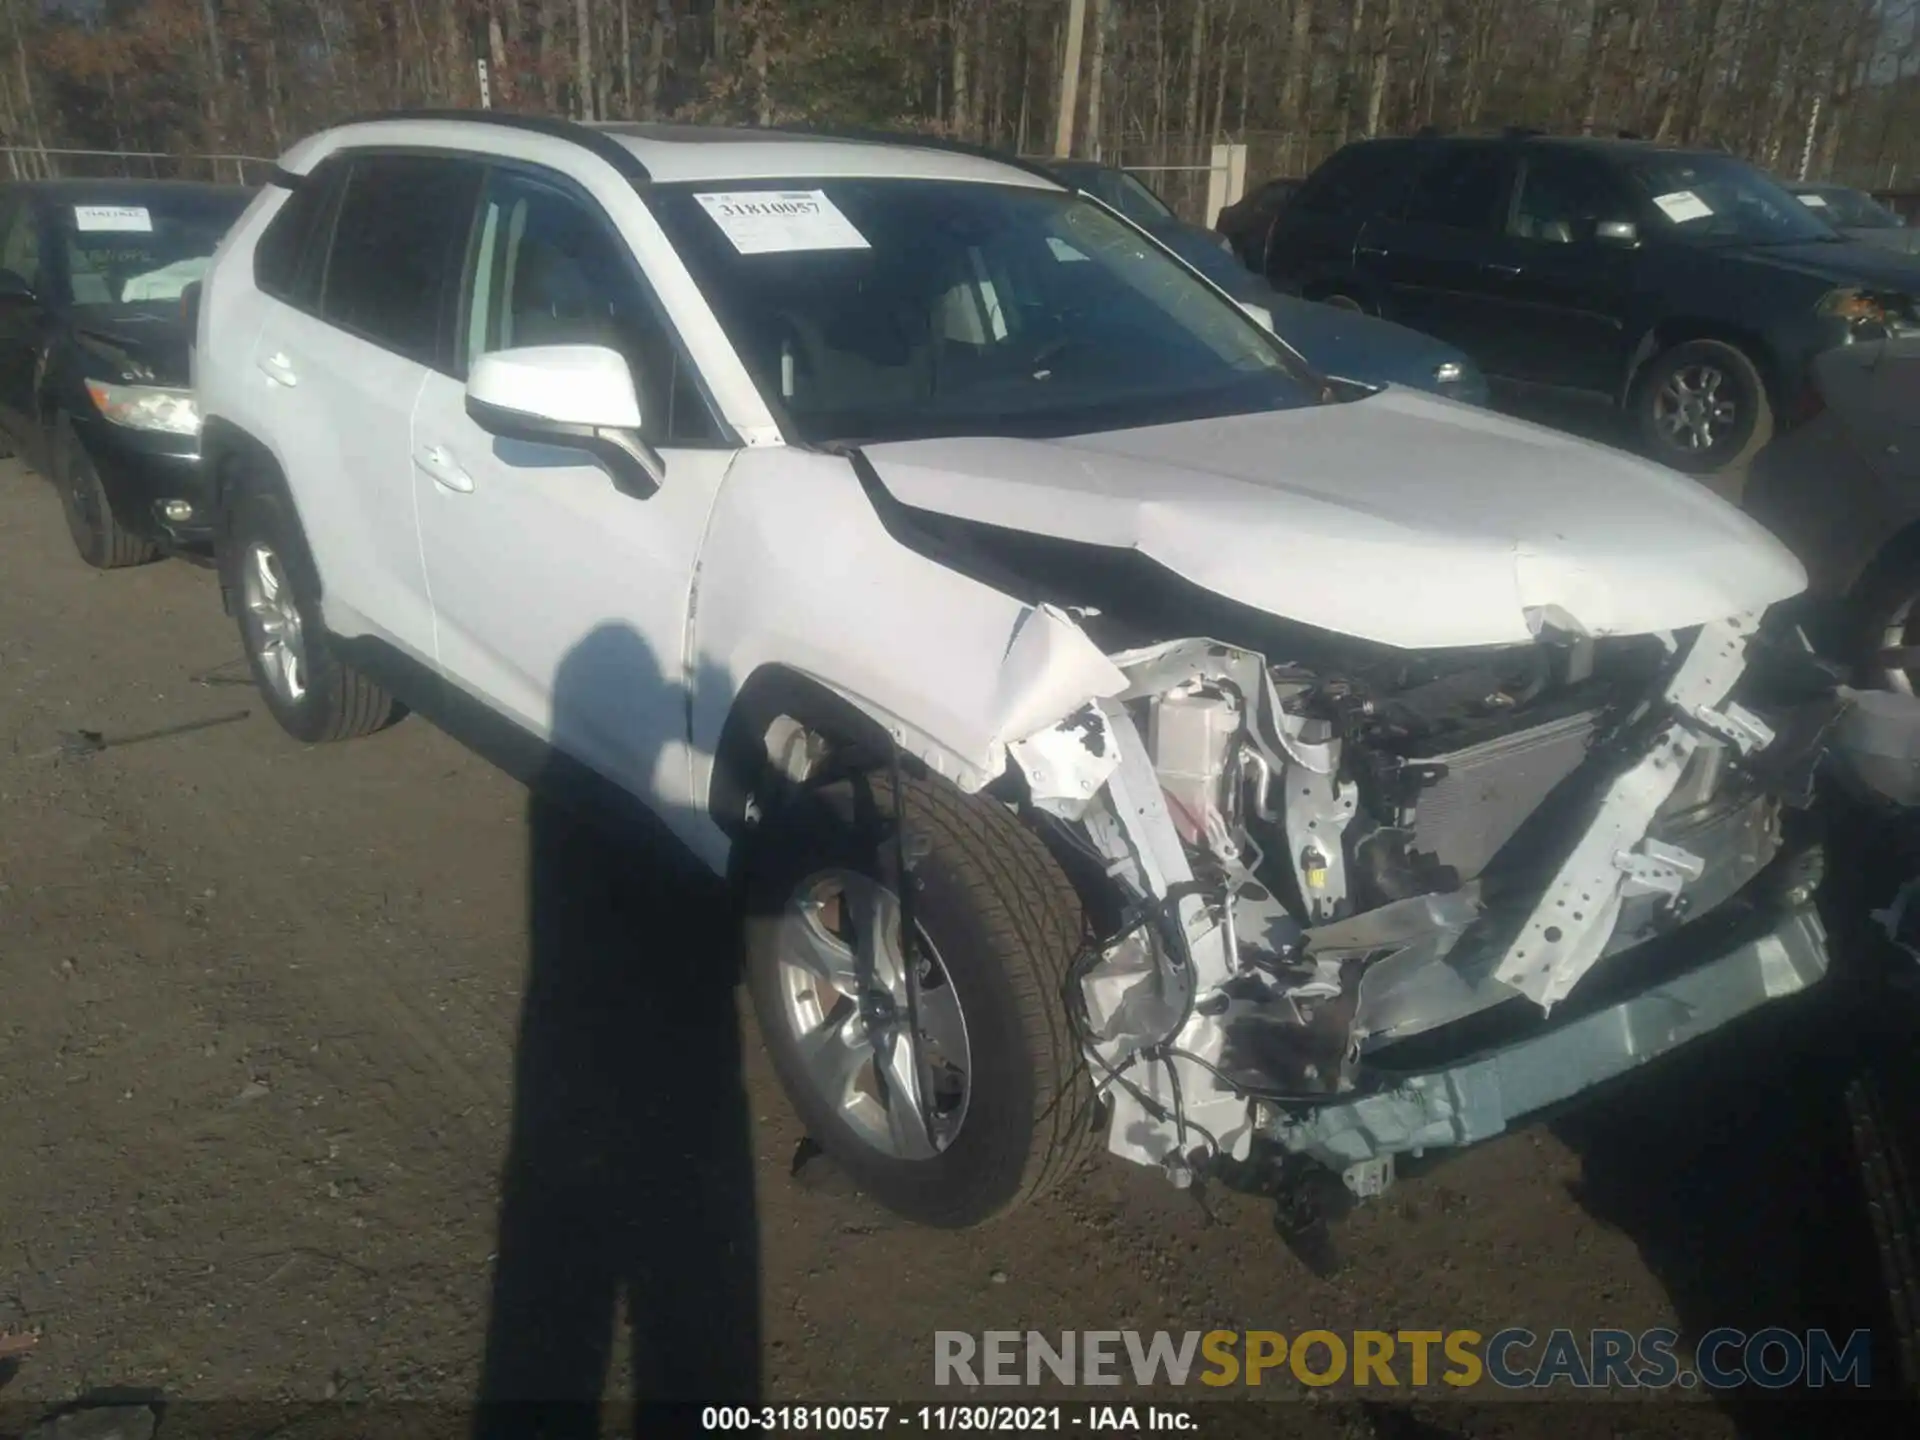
[[1184, 0, 1206, 156], [1085, 0, 1108, 159], [1281, 0, 1313, 147], [1210, 0, 1237, 144], [1054, 0, 1087, 157], [1579, 3, 1612, 135], [575, 0, 594, 118], [753, 20, 770, 126], [1364, 0, 1399, 137], [952, 0, 973, 138], [644, 1, 667, 117]]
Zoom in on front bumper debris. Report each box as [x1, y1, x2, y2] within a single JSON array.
[[1262, 903, 1830, 1176]]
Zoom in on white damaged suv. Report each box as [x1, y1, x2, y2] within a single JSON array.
[[194, 112, 1834, 1230]]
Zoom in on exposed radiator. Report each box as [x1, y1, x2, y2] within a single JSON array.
[[1406, 710, 1600, 880]]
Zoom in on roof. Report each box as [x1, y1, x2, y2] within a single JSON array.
[[297, 111, 1061, 190], [592, 121, 1058, 187]]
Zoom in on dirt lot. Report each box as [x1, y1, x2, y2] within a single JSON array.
[[0, 454, 1885, 1436]]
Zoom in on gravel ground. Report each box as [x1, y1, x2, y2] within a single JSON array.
[[0, 453, 1890, 1437]]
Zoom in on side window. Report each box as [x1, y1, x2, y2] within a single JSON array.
[[1402, 148, 1513, 232], [1296, 145, 1409, 219], [322, 154, 482, 367], [1509, 154, 1623, 244], [462, 167, 722, 445], [254, 159, 346, 307], [0, 198, 41, 291]]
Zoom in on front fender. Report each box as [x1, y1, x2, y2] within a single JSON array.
[[689, 448, 1126, 823]]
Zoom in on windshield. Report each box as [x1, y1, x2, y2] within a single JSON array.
[[1799, 186, 1902, 230], [647, 178, 1314, 444], [1621, 154, 1837, 245], [55, 190, 250, 312]]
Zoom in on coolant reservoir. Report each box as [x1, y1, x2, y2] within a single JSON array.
[[1148, 689, 1241, 844]]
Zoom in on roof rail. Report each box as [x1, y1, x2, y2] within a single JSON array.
[[328, 107, 652, 181], [759, 122, 1066, 187]]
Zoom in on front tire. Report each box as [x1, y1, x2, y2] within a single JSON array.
[[59, 420, 158, 569], [1632, 338, 1774, 475], [224, 487, 400, 743], [744, 769, 1098, 1227]]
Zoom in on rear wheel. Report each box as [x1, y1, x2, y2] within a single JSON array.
[[1632, 339, 1774, 475], [59, 420, 158, 569], [225, 486, 400, 743], [744, 769, 1098, 1227], [1316, 290, 1366, 313]]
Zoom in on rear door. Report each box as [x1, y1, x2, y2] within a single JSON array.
[[1468, 149, 1640, 390], [1264, 142, 1411, 292], [1354, 144, 1516, 356], [248, 152, 482, 662]]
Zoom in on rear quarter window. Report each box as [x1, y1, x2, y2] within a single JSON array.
[[1294, 144, 1412, 219], [319, 154, 482, 367], [254, 161, 345, 308]]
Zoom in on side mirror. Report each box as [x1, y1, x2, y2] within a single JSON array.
[[1595, 219, 1641, 248], [0, 268, 35, 302], [464, 344, 664, 499], [1237, 299, 1276, 333]]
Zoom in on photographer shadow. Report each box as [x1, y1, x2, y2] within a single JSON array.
[[468, 622, 759, 1437]]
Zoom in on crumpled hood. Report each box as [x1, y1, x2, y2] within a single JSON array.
[[861, 387, 1807, 649], [75, 308, 191, 388]]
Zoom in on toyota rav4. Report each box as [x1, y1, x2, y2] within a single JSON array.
[[193, 113, 1836, 1233]]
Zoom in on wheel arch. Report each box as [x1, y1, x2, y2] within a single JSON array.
[[202, 417, 322, 611], [708, 664, 963, 859], [1620, 319, 1783, 411], [1849, 518, 1920, 612]]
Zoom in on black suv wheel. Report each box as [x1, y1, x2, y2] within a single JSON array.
[[1632, 339, 1775, 474]]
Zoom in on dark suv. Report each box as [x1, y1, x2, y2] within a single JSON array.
[[1266, 133, 1920, 474]]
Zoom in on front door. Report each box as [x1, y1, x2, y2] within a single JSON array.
[[1470, 151, 1639, 392], [411, 161, 735, 821]]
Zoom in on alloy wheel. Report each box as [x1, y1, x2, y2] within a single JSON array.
[[774, 867, 971, 1161], [240, 541, 309, 705]]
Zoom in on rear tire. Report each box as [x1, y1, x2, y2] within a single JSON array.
[[59, 420, 158, 569], [744, 769, 1099, 1227], [224, 486, 400, 743], [1631, 338, 1774, 475]]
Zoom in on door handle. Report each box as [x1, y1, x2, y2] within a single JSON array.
[[414, 443, 474, 493], [1356, 244, 1389, 259], [256, 352, 298, 387], [1481, 262, 1523, 276]]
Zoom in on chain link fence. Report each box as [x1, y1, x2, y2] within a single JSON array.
[[2, 147, 275, 186]]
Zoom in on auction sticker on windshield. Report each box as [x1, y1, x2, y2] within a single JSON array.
[[73, 206, 153, 233], [1798, 193, 1829, 208], [693, 190, 869, 255], [1651, 190, 1714, 224]]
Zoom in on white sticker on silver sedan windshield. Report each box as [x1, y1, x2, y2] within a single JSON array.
[[1651, 190, 1713, 223], [74, 205, 153, 233], [693, 190, 869, 255], [1797, 193, 1828, 208]]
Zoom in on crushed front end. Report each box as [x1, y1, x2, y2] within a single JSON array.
[[1009, 611, 1838, 1201]]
